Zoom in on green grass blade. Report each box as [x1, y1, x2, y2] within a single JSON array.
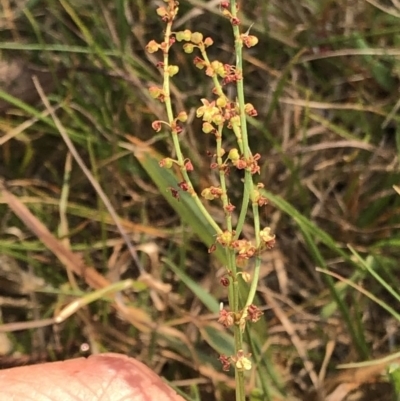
[[262, 190, 369, 358], [163, 257, 220, 313], [348, 245, 400, 305], [121, 138, 226, 264]]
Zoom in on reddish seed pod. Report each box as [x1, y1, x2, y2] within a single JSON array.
[[224, 203, 235, 213], [220, 277, 230, 287], [184, 160, 194, 171], [218, 354, 231, 371], [178, 181, 190, 191], [208, 243, 217, 253], [168, 187, 180, 200]]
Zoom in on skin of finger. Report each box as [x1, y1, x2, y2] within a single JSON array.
[[0, 353, 185, 401]]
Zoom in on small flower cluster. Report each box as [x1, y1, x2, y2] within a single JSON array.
[[151, 111, 187, 134], [199, 148, 264, 203], [220, 1, 240, 26], [219, 350, 252, 372], [228, 150, 261, 175], [218, 304, 263, 329], [199, 100, 258, 134], [251, 185, 269, 207], [159, 157, 193, 172], [217, 304, 262, 370], [212, 227, 275, 267], [154, 1, 179, 23]]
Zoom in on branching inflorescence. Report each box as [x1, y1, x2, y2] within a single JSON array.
[[146, 1, 276, 399]]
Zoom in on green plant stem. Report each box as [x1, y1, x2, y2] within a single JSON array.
[[216, 127, 233, 234], [207, 40, 249, 400], [230, 2, 264, 400], [162, 15, 222, 236], [233, 279, 245, 401], [160, 4, 265, 401], [230, 0, 262, 308], [227, 250, 237, 307], [233, 181, 250, 240], [216, 125, 238, 293], [244, 205, 262, 308], [236, 368, 246, 401], [199, 47, 249, 239]]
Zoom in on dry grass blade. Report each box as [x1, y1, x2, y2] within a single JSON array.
[[0, 179, 155, 332], [0, 106, 59, 146], [261, 288, 320, 390], [32, 76, 147, 275], [32, 75, 171, 296], [0, 179, 107, 288]]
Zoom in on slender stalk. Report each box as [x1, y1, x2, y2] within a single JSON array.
[[148, 3, 273, 401], [230, 0, 262, 310], [161, 13, 222, 236]]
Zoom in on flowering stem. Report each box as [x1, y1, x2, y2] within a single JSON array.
[[162, 13, 222, 237], [148, 3, 275, 401], [232, 277, 245, 401], [230, 0, 261, 309], [245, 206, 262, 308]]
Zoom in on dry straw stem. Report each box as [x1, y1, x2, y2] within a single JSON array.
[[0, 178, 154, 332], [0, 76, 172, 333], [32, 76, 171, 295]]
